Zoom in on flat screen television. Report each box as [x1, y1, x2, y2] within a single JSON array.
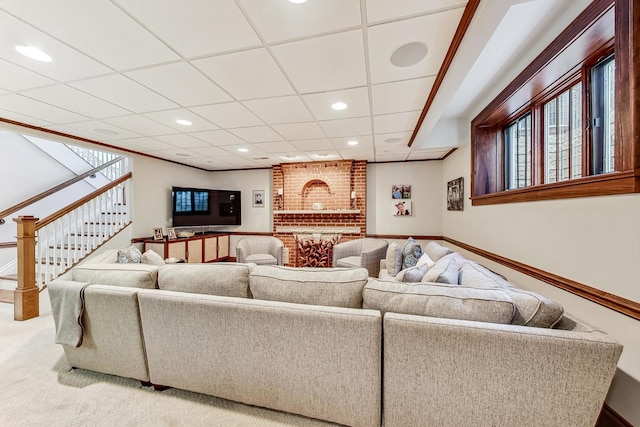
[[172, 187, 241, 227]]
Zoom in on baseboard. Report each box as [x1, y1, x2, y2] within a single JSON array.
[[597, 404, 633, 427]]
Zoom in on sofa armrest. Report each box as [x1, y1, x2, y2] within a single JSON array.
[[361, 244, 388, 277], [332, 239, 361, 264], [383, 313, 622, 427]]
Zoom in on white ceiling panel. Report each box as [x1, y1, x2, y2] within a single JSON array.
[[276, 153, 314, 163], [302, 87, 370, 121], [1, 0, 179, 70], [243, 96, 313, 125], [104, 115, 176, 136], [238, 0, 361, 43], [55, 121, 140, 141], [228, 126, 283, 143], [375, 153, 409, 162], [193, 48, 295, 100], [0, 94, 89, 123], [22, 85, 130, 119], [113, 0, 260, 58], [190, 146, 233, 157], [308, 151, 341, 161], [253, 141, 297, 154], [368, 8, 465, 84], [271, 122, 326, 140], [71, 74, 178, 113], [0, 59, 54, 92], [271, 30, 367, 93], [143, 109, 219, 133], [373, 111, 420, 134], [366, 0, 467, 23], [330, 135, 374, 150], [407, 149, 450, 160], [319, 117, 371, 138], [1, 108, 53, 127], [121, 137, 176, 151], [289, 138, 334, 151], [126, 62, 232, 107], [372, 77, 434, 115], [153, 134, 210, 149], [191, 102, 263, 129], [220, 144, 266, 156], [190, 130, 246, 146], [374, 131, 414, 146]]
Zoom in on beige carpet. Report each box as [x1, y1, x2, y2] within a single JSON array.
[[0, 291, 337, 426]]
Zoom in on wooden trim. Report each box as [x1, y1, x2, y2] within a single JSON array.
[[0, 242, 17, 248], [36, 172, 132, 229], [0, 156, 123, 223], [443, 237, 640, 321], [439, 148, 458, 160], [408, 0, 481, 147], [366, 234, 443, 241], [597, 403, 634, 427]]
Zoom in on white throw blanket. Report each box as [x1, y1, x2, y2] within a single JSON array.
[[49, 281, 91, 347]]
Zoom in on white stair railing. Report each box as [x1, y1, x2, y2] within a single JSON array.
[[66, 145, 124, 181]]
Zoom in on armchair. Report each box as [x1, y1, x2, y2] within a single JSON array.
[[332, 238, 388, 277], [236, 236, 284, 265]]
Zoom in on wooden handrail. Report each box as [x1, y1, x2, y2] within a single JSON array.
[[36, 172, 132, 229], [0, 242, 17, 248], [0, 156, 124, 225]]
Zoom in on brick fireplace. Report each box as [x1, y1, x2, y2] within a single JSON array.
[[273, 160, 366, 266]]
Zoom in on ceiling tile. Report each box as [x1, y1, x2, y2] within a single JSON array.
[[120, 137, 176, 151], [56, 120, 141, 140], [149, 148, 204, 162], [271, 30, 367, 93], [0, 10, 111, 81], [375, 153, 409, 162], [0, 93, 89, 123], [374, 131, 414, 146], [190, 146, 233, 157], [113, 0, 260, 58], [153, 134, 210, 149], [243, 96, 313, 125], [237, 0, 361, 43], [70, 74, 178, 113], [1, 0, 179, 70], [1, 108, 53, 127], [407, 149, 450, 160], [228, 126, 283, 143], [373, 111, 420, 134], [253, 141, 297, 153], [193, 48, 295, 100], [367, 9, 465, 84], [190, 130, 246, 146], [143, 109, 219, 132], [125, 62, 232, 107], [104, 115, 176, 136], [220, 144, 266, 156], [22, 85, 130, 119], [190, 102, 263, 129], [302, 87, 370, 121], [366, 0, 467, 23], [330, 135, 374, 150], [271, 122, 325, 140], [372, 77, 434, 115], [319, 117, 371, 138], [289, 138, 334, 151], [308, 151, 342, 161], [0, 59, 55, 91], [275, 153, 313, 163]]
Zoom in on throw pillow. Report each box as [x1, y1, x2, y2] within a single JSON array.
[[402, 263, 430, 283], [141, 250, 165, 266], [402, 237, 423, 270], [424, 241, 452, 262], [117, 246, 142, 264], [416, 253, 435, 268], [422, 258, 458, 284], [385, 242, 403, 277]]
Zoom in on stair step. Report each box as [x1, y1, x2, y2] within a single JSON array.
[[0, 274, 17, 281], [0, 289, 13, 304]]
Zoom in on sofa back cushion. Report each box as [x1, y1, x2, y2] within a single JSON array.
[[423, 241, 452, 262], [158, 263, 252, 298], [71, 263, 158, 289], [363, 278, 515, 324], [385, 242, 403, 277], [249, 265, 369, 308], [459, 263, 564, 328]]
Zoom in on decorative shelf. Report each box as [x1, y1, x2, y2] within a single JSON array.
[[274, 209, 360, 214]]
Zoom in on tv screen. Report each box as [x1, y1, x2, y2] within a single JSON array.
[[172, 187, 241, 227]]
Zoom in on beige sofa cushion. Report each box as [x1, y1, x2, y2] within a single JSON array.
[[71, 263, 158, 289], [424, 241, 452, 262], [385, 242, 403, 277], [459, 263, 564, 328], [363, 278, 515, 324], [158, 263, 252, 298], [250, 265, 368, 308]]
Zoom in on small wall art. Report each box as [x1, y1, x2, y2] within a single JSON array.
[[253, 190, 265, 207], [391, 185, 411, 199], [447, 177, 464, 211], [393, 200, 412, 216]]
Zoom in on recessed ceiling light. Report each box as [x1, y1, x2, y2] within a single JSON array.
[[284, 155, 298, 160], [331, 101, 348, 111], [384, 137, 402, 144], [390, 42, 428, 67], [238, 148, 249, 153], [176, 119, 192, 126], [175, 152, 191, 158], [316, 153, 331, 158], [15, 45, 52, 62], [289, 0, 307, 3], [347, 140, 359, 146], [94, 128, 119, 136]]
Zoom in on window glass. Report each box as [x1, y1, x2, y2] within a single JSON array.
[[505, 113, 531, 189]]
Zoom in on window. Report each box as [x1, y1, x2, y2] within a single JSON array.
[[470, 0, 639, 205]]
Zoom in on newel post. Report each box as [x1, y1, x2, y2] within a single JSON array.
[[13, 215, 39, 321]]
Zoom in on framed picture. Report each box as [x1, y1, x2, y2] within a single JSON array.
[[393, 200, 412, 216], [447, 177, 464, 211], [392, 185, 411, 199], [152, 227, 164, 240], [167, 227, 177, 240], [253, 190, 265, 207]]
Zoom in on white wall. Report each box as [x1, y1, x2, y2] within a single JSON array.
[[443, 144, 640, 425], [366, 161, 443, 236]]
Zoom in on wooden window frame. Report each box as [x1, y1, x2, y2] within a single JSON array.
[[471, 0, 639, 206]]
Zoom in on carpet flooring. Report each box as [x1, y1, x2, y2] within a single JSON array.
[[0, 291, 337, 426]]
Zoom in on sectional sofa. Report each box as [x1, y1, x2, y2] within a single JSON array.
[[48, 243, 622, 427]]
